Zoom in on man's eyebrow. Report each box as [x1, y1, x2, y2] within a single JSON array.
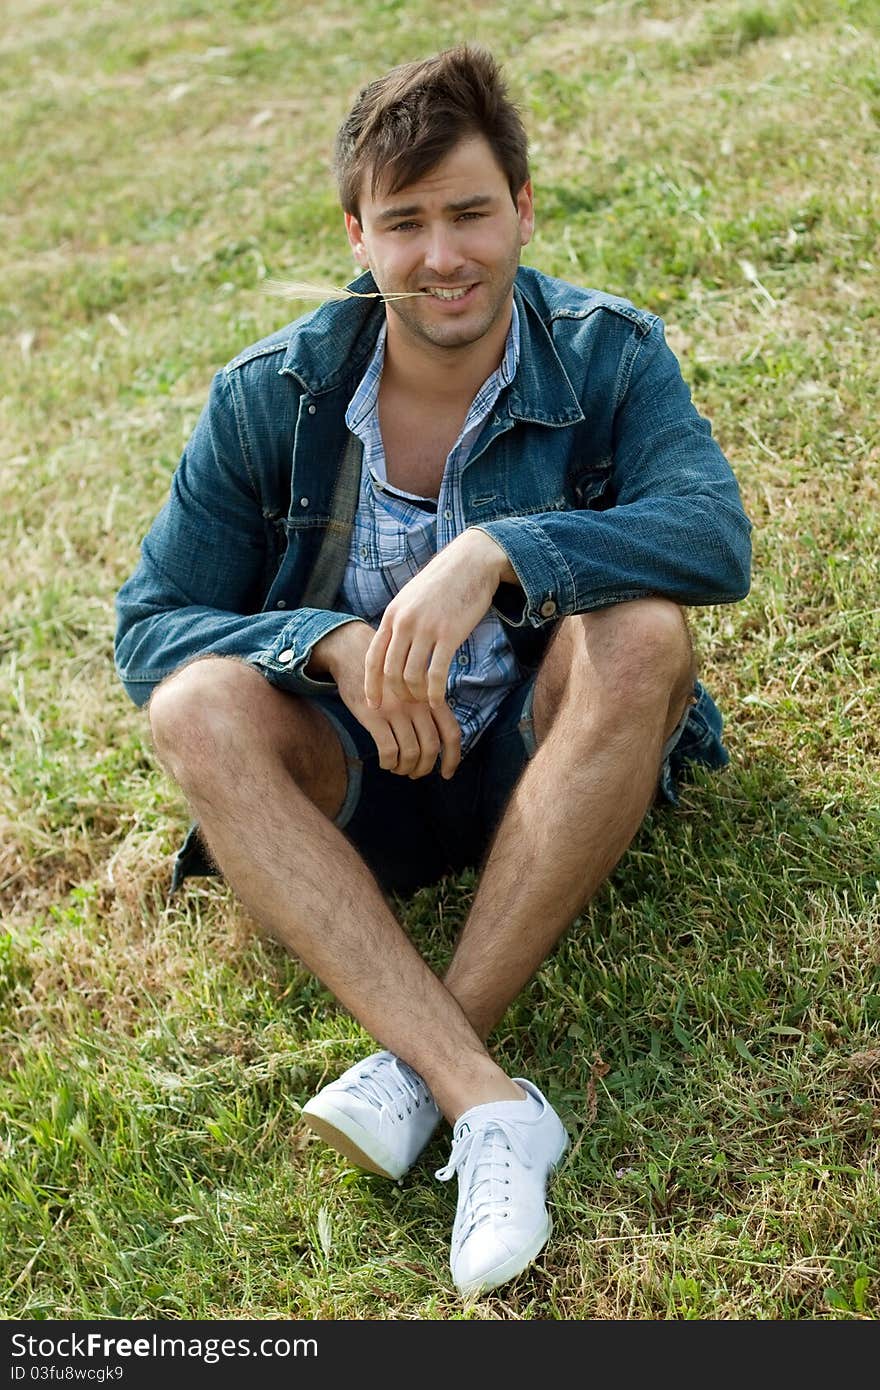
[[375, 194, 497, 223]]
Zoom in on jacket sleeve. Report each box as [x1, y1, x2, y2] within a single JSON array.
[[474, 318, 752, 628], [114, 369, 359, 707]]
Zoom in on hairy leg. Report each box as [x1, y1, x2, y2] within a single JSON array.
[[148, 658, 521, 1121], [443, 599, 696, 1040]]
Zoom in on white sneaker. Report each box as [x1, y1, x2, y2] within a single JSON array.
[[435, 1079, 568, 1297], [301, 1051, 441, 1180]]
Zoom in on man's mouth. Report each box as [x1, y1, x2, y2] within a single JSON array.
[[422, 284, 477, 300]]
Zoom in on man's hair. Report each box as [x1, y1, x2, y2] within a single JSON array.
[[334, 46, 529, 220]]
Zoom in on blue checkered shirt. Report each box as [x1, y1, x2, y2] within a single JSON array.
[[341, 303, 522, 755]]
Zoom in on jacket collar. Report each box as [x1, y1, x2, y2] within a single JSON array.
[[280, 269, 584, 427]]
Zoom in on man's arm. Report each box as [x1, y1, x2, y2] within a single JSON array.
[[114, 368, 359, 707], [362, 318, 750, 709], [474, 317, 752, 630]]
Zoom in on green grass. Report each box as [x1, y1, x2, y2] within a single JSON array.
[[2, 0, 879, 1319]]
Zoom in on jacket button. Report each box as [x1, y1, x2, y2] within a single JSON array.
[[299, 497, 309, 507], [539, 599, 557, 618], [277, 649, 294, 664], [276, 600, 287, 609], [308, 404, 316, 415]]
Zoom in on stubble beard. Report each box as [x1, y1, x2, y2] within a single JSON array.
[[384, 242, 522, 353]]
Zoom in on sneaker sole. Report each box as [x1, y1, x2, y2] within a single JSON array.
[[300, 1099, 406, 1180]]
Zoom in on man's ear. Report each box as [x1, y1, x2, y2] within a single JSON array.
[[516, 180, 535, 249], [344, 212, 370, 268]]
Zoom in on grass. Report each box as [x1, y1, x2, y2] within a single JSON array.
[[2, 0, 879, 1320]]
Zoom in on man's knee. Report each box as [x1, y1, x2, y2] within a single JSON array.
[[148, 658, 346, 814], [589, 599, 693, 696], [148, 657, 350, 830], [148, 658, 264, 785], [535, 600, 694, 737]]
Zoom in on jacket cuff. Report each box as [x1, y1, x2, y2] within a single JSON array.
[[473, 519, 577, 629], [255, 610, 364, 693]]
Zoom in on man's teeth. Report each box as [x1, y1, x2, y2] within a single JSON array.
[[425, 286, 472, 299]]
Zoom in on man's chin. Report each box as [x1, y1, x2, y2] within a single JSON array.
[[419, 323, 491, 350], [392, 299, 497, 349]]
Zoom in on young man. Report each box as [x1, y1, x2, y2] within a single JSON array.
[[115, 46, 751, 1298]]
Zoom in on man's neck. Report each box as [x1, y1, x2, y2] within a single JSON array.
[[382, 300, 513, 407]]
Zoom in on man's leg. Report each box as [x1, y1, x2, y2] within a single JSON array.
[[443, 598, 696, 1040], [148, 658, 521, 1123], [429, 600, 693, 1298]]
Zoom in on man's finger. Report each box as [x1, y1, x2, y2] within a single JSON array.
[[402, 638, 434, 703], [370, 718, 400, 772], [363, 626, 391, 707], [381, 626, 415, 702], [387, 714, 421, 776], [433, 702, 462, 779], [426, 641, 456, 708], [409, 706, 441, 778]]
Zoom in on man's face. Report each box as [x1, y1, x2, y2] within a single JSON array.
[[344, 135, 534, 353]]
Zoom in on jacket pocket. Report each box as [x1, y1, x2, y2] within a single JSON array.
[[571, 459, 613, 508]]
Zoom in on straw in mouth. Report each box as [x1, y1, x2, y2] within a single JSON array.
[[261, 278, 426, 303]]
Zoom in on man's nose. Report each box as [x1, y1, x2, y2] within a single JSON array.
[[423, 225, 466, 277]]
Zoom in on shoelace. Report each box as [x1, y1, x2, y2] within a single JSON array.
[[435, 1116, 534, 1246], [346, 1055, 434, 1122]]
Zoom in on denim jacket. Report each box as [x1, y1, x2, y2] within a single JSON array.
[[115, 267, 751, 789], [114, 269, 750, 700]]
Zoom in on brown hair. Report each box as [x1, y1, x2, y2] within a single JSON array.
[[334, 46, 529, 219]]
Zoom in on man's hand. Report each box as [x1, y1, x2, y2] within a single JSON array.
[[309, 620, 462, 779], [364, 528, 514, 709]]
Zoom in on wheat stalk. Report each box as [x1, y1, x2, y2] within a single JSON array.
[[261, 278, 425, 302]]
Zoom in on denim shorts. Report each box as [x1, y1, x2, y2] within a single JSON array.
[[285, 675, 726, 898], [171, 677, 728, 898]]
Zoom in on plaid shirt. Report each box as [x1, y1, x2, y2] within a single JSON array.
[[341, 303, 521, 754]]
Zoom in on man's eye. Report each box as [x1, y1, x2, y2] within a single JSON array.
[[457, 212, 485, 221], [391, 221, 419, 232]]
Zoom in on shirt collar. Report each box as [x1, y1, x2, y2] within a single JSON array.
[[281, 270, 582, 427], [345, 301, 520, 433]]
